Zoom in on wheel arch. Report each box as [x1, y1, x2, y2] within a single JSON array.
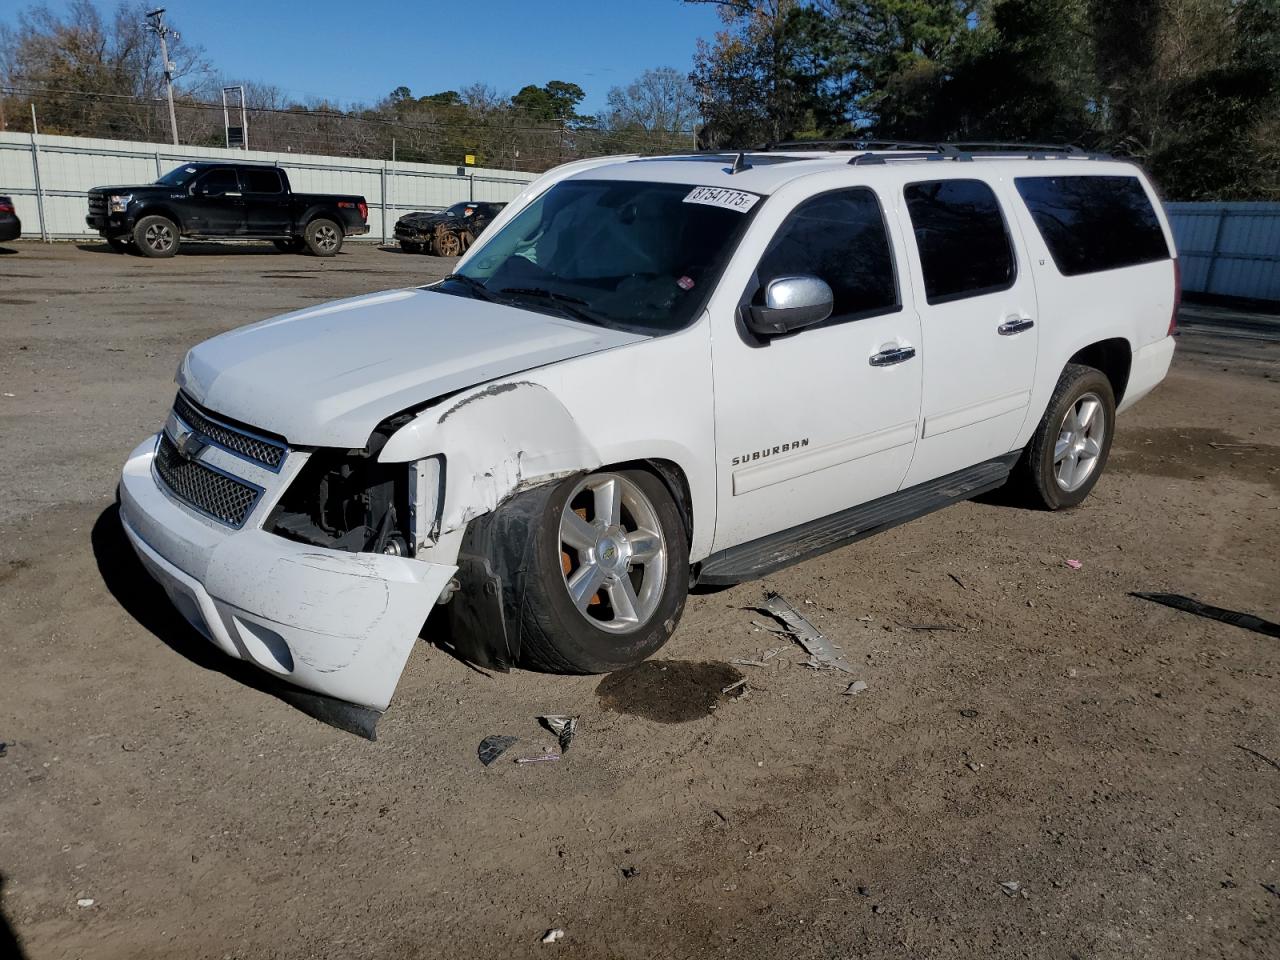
[[1067, 337, 1132, 404], [133, 205, 184, 232]]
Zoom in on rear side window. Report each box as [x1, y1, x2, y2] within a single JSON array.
[[904, 179, 1016, 304], [1015, 175, 1170, 276], [756, 188, 899, 324], [241, 168, 283, 194]]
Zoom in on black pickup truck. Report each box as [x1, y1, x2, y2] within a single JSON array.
[[86, 161, 369, 258]]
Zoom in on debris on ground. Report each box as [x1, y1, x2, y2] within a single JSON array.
[[1131, 592, 1280, 639], [1065, 559, 1083, 570], [959, 709, 979, 718], [515, 754, 561, 765], [0, 741, 7, 758], [1235, 744, 1280, 772], [538, 715, 578, 753], [76, 898, 94, 908], [621, 866, 639, 879], [900, 623, 961, 632], [755, 593, 854, 673], [732, 647, 785, 667], [843, 680, 869, 696], [721, 678, 748, 695], [999, 881, 1021, 897], [541, 928, 565, 944], [478, 735, 518, 767], [948, 573, 967, 590]]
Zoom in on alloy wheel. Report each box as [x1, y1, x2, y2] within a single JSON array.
[[1054, 391, 1107, 492]]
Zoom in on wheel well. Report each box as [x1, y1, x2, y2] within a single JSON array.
[[1068, 338, 1131, 402], [608, 458, 694, 543], [134, 206, 182, 231]]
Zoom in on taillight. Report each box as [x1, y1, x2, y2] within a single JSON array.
[[358, 201, 368, 222], [0, 202, 12, 213], [1169, 258, 1181, 336]]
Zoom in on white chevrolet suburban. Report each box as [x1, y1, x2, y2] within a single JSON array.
[[118, 143, 1179, 733]]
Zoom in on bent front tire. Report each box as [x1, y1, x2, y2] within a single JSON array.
[[518, 469, 689, 673], [1015, 363, 1116, 510]]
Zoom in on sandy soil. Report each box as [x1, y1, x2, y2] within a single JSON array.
[[0, 241, 1277, 959]]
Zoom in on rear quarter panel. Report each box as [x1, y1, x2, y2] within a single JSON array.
[[1002, 162, 1177, 445]]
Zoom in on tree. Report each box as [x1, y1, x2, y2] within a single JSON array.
[[510, 80, 587, 121], [602, 67, 700, 136]]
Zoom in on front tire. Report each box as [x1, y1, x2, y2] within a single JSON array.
[[1014, 363, 1116, 510], [132, 215, 178, 258], [304, 218, 343, 257], [518, 469, 689, 674]]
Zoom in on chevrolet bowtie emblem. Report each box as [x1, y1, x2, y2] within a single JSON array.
[[166, 414, 207, 460]]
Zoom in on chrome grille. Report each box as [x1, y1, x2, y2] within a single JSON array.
[[173, 392, 287, 470], [154, 434, 262, 528]]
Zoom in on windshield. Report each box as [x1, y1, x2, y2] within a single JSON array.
[[156, 165, 202, 187], [438, 179, 760, 334]]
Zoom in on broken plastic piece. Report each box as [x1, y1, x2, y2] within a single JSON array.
[[516, 754, 561, 764], [1131, 592, 1280, 639], [541, 928, 565, 944], [538, 715, 578, 753], [1065, 559, 1083, 570], [478, 735, 518, 766], [843, 680, 869, 696], [721, 678, 748, 695], [756, 593, 854, 673], [1000, 880, 1021, 896]]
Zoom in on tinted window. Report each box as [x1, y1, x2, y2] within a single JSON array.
[[755, 188, 898, 324], [904, 179, 1015, 304], [241, 168, 283, 194], [1015, 175, 1170, 276], [199, 168, 240, 195]]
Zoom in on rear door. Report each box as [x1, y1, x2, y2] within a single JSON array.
[[240, 167, 291, 235], [895, 176, 1039, 487], [187, 167, 245, 235], [710, 184, 923, 551]]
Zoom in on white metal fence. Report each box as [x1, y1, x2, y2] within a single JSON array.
[[0, 130, 536, 242], [1166, 202, 1280, 303]]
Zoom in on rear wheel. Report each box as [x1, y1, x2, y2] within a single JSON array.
[[435, 230, 462, 258], [1012, 363, 1116, 510], [304, 218, 342, 257], [517, 469, 689, 673], [132, 215, 178, 258]]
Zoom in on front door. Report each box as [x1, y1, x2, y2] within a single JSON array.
[[894, 176, 1040, 487], [187, 167, 245, 235], [711, 185, 923, 552]]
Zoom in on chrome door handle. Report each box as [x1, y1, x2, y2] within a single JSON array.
[[998, 316, 1035, 336], [869, 345, 916, 367]]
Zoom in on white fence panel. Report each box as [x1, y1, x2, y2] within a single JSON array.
[[0, 130, 535, 241], [1166, 201, 1280, 303]]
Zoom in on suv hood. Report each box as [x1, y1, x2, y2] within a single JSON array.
[[178, 288, 647, 448]]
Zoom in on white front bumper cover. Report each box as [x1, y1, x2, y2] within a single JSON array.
[[119, 437, 457, 723]]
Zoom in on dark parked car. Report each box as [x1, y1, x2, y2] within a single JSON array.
[[0, 195, 20, 242], [86, 162, 369, 258], [394, 201, 505, 256]]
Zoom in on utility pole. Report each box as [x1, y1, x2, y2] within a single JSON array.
[[146, 8, 180, 146]]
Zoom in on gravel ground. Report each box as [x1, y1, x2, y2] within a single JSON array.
[[0, 241, 1277, 960]]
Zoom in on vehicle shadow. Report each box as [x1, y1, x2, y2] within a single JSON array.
[[0, 246, 19, 255], [90, 503, 376, 737], [75, 241, 298, 257], [0, 874, 28, 960]]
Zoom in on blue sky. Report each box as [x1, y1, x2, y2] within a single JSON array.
[[13, 0, 726, 113]]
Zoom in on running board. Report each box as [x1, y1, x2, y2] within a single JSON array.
[[698, 454, 1018, 585]]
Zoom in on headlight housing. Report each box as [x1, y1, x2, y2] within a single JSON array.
[[108, 194, 132, 213]]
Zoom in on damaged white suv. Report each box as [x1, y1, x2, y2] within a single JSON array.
[[119, 144, 1179, 732]]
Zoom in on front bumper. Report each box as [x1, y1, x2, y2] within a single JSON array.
[[119, 436, 457, 712]]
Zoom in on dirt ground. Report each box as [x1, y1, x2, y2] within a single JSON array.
[[1, 241, 1277, 960]]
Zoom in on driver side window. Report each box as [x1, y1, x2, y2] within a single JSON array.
[[198, 169, 240, 196], [755, 188, 900, 327]]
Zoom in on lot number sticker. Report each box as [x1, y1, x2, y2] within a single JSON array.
[[684, 186, 761, 213]]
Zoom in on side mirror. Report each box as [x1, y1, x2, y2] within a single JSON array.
[[747, 275, 834, 337]]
